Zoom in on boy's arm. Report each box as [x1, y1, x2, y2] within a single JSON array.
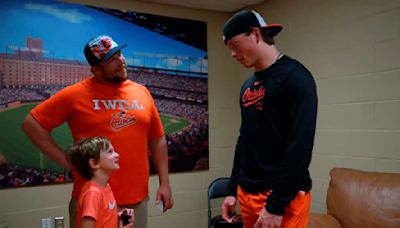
[[81, 217, 96, 228]]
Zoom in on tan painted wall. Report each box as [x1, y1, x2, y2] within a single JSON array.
[[1, 0, 400, 227], [255, 0, 400, 213]]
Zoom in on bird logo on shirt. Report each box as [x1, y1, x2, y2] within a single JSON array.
[[110, 110, 137, 131]]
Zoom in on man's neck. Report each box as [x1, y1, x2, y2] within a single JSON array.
[[254, 44, 281, 72]]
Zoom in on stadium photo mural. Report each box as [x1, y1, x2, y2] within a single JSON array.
[[0, 0, 208, 188]]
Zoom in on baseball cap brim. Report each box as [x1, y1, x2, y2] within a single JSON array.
[[100, 44, 127, 63], [259, 24, 283, 37]]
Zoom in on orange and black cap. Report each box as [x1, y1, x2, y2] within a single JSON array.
[[222, 10, 282, 44]]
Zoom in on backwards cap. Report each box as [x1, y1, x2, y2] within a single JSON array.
[[222, 10, 282, 44]]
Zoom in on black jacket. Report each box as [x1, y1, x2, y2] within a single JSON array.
[[229, 55, 318, 215]]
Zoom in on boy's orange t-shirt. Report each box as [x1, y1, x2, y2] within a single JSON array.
[[31, 77, 164, 205], [76, 181, 118, 228]]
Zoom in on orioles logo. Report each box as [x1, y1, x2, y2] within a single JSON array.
[[242, 86, 265, 108], [110, 110, 136, 131], [89, 36, 115, 59], [100, 38, 112, 48]]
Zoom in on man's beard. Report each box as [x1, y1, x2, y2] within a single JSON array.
[[112, 75, 127, 83], [112, 68, 128, 83]]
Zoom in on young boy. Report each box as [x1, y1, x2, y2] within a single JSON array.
[[67, 137, 134, 228]]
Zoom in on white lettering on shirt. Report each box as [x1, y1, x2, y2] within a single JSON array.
[[92, 99, 145, 110]]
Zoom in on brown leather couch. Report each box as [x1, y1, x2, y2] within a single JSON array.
[[308, 168, 400, 228]]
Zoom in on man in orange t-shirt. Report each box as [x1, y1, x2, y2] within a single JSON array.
[[21, 35, 174, 228]]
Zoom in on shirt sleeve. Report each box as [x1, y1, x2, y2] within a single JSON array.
[[30, 86, 74, 131], [228, 128, 243, 197], [80, 190, 102, 220], [265, 65, 318, 215]]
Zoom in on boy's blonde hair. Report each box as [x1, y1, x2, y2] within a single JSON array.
[[67, 137, 111, 180]]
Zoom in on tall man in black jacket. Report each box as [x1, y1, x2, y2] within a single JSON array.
[[220, 10, 318, 228]]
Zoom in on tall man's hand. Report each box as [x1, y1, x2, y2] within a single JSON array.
[[221, 196, 238, 223], [253, 207, 283, 228]]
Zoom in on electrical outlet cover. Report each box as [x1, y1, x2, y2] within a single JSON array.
[[41, 218, 52, 228]]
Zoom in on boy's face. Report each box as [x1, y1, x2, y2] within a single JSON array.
[[97, 144, 120, 171]]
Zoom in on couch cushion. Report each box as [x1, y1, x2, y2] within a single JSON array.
[[326, 168, 400, 228]]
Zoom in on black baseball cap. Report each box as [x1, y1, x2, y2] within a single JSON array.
[[84, 35, 127, 66], [223, 10, 283, 44]]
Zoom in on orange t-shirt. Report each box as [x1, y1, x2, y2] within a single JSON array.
[[76, 181, 118, 228], [31, 77, 164, 204]]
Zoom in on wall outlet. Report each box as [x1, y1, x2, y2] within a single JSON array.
[[41, 218, 52, 228]]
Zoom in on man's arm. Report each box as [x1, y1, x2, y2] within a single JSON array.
[[221, 128, 243, 222], [149, 135, 173, 212], [228, 131, 243, 197], [21, 114, 71, 169], [265, 66, 318, 215]]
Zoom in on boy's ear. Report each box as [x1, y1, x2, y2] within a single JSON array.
[[89, 158, 99, 169]]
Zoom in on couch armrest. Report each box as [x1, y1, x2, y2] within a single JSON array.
[[308, 213, 342, 228]]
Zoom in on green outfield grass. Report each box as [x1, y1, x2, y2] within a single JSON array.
[[0, 103, 191, 172]]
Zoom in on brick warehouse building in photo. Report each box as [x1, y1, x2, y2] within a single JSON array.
[[0, 37, 89, 90]]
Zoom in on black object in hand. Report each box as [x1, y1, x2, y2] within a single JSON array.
[[121, 212, 131, 226]]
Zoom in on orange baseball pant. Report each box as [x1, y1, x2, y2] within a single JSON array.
[[237, 186, 311, 228]]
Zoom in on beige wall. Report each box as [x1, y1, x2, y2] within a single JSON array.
[[0, 0, 244, 227], [1, 0, 400, 227], [255, 0, 400, 213]]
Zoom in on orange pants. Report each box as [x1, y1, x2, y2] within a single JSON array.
[[237, 186, 311, 228]]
